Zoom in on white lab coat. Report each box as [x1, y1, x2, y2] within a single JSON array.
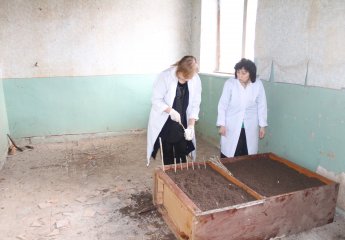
[[146, 67, 202, 165], [217, 77, 267, 157]]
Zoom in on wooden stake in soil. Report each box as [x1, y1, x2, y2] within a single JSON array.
[[159, 137, 165, 172], [179, 157, 183, 170], [186, 155, 189, 170], [187, 155, 194, 170], [203, 157, 206, 169], [173, 146, 177, 173]]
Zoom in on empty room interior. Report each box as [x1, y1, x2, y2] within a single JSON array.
[[1, 1, 345, 240]]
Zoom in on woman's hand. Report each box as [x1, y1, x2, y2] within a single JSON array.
[[218, 126, 226, 136], [259, 127, 266, 139]]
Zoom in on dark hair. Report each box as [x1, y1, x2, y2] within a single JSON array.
[[172, 56, 198, 79], [234, 58, 257, 83]]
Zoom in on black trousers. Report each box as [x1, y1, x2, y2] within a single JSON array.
[[221, 128, 248, 158], [161, 139, 187, 165]]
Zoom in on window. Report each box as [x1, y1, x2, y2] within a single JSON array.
[[199, 0, 257, 74], [216, 0, 257, 73]]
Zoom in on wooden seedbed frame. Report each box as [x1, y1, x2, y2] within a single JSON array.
[[153, 152, 339, 240]]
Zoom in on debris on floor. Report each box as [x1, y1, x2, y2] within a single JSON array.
[[0, 132, 344, 240]]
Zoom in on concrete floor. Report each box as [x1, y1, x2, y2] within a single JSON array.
[[0, 132, 344, 240], [275, 212, 345, 240]]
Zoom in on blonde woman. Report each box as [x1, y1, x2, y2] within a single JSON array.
[[147, 56, 202, 166]]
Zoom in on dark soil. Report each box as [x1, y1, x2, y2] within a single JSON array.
[[166, 166, 255, 211], [224, 157, 325, 197], [119, 191, 176, 240]]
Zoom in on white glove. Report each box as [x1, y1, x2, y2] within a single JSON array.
[[184, 125, 194, 141], [169, 108, 181, 123]]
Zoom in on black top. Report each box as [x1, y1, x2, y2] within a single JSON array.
[[161, 81, 189, 143]]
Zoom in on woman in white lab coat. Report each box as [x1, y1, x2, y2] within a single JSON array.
[[217, 58, 267, 158], [147, 56, 202, 166]]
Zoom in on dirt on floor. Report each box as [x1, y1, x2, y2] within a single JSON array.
[[0, 131, 344, 240], [0, 131, 219, 240]]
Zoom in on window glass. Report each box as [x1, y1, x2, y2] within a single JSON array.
[[217, 0, 257, 73]]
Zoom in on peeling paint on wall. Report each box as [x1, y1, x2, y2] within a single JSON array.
[[317, 166, 345, 211], [256, 0, 345, 89]]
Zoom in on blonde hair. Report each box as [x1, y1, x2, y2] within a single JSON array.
[[172, 56, 198, 79]]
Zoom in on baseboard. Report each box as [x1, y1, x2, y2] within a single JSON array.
[[15, 129, 147, 145]]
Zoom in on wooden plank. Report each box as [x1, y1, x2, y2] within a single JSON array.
[[153, 170, 158, 205], [193, 183, 339, 240], [208, 161, 264, 200], [153, 170, 165, 205], [163, 184, 194, 239], [268, 152, 335, 185], [157, 206, 190, 240], [154, 167, 200, 239], [155, 179, 164, 205], [220, 153, 270, 164], [155, 168, 201, 214]]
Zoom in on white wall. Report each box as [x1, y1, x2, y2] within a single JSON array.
[[255, 0, 345, 89], [191, 0, 202, 63], [0, 0, 194, 78]]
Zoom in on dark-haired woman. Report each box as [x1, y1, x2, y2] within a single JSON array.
[[217, 58, 267, 158], [147, 56, 202, 166]]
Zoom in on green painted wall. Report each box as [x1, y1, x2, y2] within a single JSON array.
[[4, 73, 345, 175], [198, 74, 345, 174], [197, 74, 227, 145], [261, 82, 345, 173], [3, 75, 155, 138], [0, 79, 9, 167]]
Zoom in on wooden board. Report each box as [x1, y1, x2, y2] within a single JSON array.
[[154, 169, 200, 239], [208, 161, 264, 200], [193, 184, 338, 239]]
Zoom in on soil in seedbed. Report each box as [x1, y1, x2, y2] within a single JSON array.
[[224, 157, 325, 197], [166, 166, 256, 211]]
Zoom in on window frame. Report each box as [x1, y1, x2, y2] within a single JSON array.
[[214, 0, 255, 74]]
